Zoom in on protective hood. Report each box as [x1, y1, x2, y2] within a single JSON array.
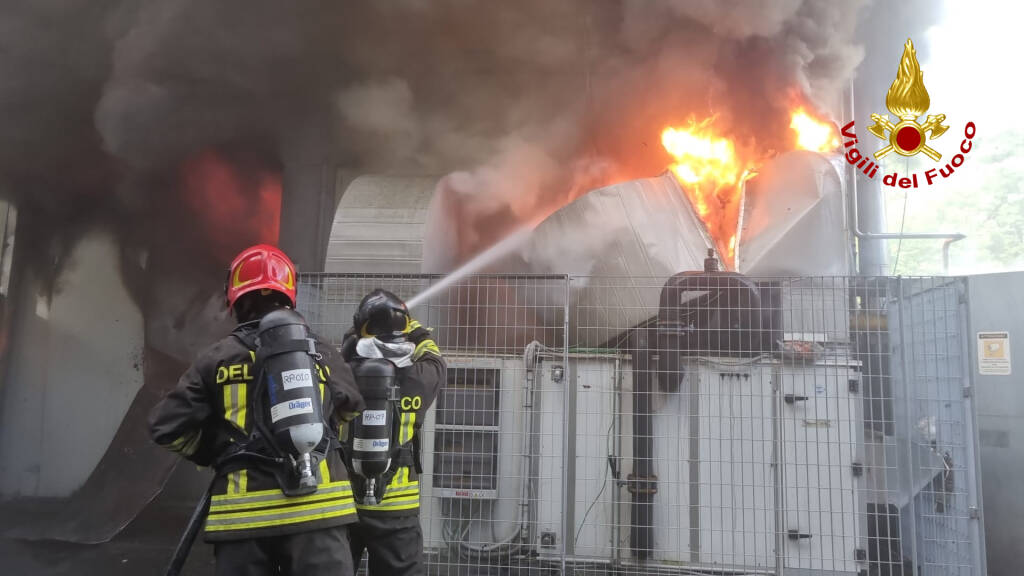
[[355, 337, 416, 368]]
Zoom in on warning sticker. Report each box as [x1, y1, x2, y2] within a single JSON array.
[[354, 438, 390, 452], [270, 398, 314, 422], [978, 331, 1011, 375]]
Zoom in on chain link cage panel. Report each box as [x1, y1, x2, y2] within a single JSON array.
[[296, 273, 984, 576]]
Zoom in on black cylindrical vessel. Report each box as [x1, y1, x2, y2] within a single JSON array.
[[257, 309, 325, 459], [350, 359, 396, 478], [657, 261, 774, 358]]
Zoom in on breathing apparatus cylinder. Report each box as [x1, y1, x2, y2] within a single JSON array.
[[350, 358, 398, 505], [256, 308, 325, 490]]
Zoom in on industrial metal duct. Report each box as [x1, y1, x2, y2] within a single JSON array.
[[738, 150, 852, 276], [326, 175, 439, 274], [323, 153, 850, 347]]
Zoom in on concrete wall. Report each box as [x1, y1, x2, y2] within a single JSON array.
[[967, 272, 1024, 576], [0, 230, 144, 497]]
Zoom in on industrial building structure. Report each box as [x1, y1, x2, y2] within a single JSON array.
[[294, 149, 991, 575], [0, 142, 1017, 575]]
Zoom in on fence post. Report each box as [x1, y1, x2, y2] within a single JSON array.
[[772, 362, 785, 576], [560, 275, 573, 571], [960, 278, 988, 575]]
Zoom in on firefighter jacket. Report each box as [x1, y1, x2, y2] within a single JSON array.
[[343, 323, 445, 517], [148, 322, 365, 542]]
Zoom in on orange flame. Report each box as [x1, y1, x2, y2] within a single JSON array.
[[182, 150, 282, 262], [661, 117, 755, 261], [790, 107, 840, 153]]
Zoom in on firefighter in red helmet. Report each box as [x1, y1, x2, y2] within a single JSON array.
[[149, 244, 364, 576]]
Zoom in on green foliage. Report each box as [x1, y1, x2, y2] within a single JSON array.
[[886, 129, 1024, 275]]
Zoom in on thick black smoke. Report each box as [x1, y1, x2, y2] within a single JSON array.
[[0, 1, 126, 289], [331, 1, 867, 225], [0, 3, 952, 545], [0, 0, 881, 357]]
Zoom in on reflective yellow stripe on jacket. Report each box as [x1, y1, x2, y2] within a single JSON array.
[[356, 469, 420, 512], [165, 430, 202, 457], [205, 480, 356, 533], [222, 381, 249, 495]]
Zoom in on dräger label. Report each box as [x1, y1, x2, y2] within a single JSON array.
[[362, 410, 388, 426], [281, 368, 314, 390], [271, 398, 313, 423], [353, 438, 390, 452]]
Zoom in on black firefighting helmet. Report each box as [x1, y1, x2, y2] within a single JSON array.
[[354, 289, 409, 341]]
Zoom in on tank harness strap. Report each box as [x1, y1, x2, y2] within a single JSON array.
[[254, 338, 319, 364], [380, 443, 418, 488], [232, 330, 259, 351], [411, 435, 423, 474], [223, 329, 338, 495]]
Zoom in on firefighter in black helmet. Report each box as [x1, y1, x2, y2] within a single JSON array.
[[341, 289, 445, 575]]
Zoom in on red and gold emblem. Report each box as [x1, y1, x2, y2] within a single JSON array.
[[867, 38, 949, 161]]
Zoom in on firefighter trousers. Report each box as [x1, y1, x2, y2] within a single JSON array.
[[213, 525, 354, 576], [349, 513, 424, 576]]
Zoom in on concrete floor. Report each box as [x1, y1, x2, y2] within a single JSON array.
[[1, 461, 215, 576], [0, 461, 552, 576], [1, 502, 215, 576]]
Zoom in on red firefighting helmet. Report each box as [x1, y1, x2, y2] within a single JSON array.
[[226, 244, 297, 309]]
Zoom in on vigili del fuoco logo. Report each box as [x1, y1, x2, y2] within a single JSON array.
[[841, 38, 976, 188]]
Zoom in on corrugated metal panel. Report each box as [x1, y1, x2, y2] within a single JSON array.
[[325, 175, 438, 273], [522, 173, 717, 344], [739, 150, 852, 276], [523, 172, 715, 278], [322, 166, 849, 344], [325, 173, 717, 344]]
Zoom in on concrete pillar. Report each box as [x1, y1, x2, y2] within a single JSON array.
[[853, 1, 943, 276], [279, 116, 338, 273]]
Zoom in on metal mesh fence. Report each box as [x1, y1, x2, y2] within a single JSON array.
[[297, 273, 984, 576]]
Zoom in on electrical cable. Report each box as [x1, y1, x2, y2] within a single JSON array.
[[892, 188, 909, 275], [574, 414, 616, 545]]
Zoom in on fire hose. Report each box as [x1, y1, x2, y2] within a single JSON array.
[[164, 480, 211, 576], [163, 450, 288, 576]]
